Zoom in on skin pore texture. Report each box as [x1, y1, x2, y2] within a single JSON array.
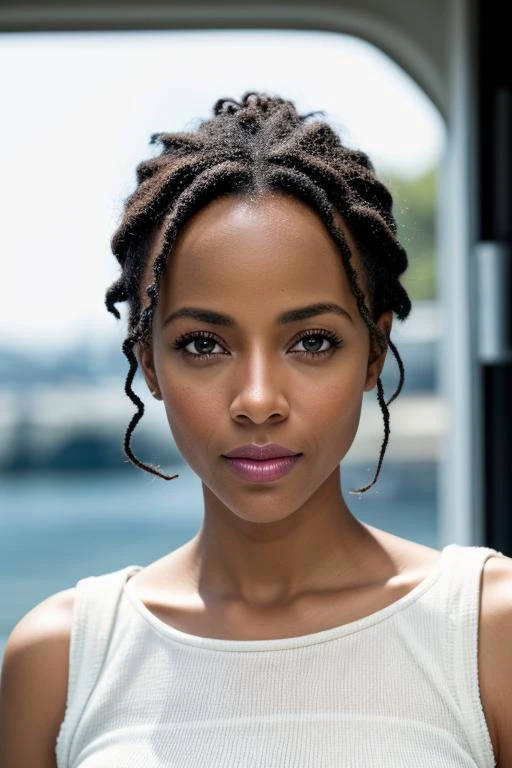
[[131, 190, 444, 640]]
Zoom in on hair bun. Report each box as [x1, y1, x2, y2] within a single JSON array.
[[213, 91, 296, 118]]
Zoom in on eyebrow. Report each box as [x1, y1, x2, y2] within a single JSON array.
[[161, 302, 354, 328]]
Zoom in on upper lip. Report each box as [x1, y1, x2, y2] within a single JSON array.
[[222, 443, 301, 460]]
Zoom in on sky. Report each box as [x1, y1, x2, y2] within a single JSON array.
[[0, 29, 445, 356]]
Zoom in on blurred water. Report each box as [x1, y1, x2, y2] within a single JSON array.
[[0, 461, 437, 660]]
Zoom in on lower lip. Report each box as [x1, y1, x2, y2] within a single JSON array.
[[222, 455, 302, 482]]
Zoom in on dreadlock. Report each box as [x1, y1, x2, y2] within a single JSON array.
[[105, 91, 411, 495]]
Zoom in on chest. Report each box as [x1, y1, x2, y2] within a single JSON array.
[[72, 621, 494, 768]]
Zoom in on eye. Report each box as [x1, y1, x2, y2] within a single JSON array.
[[171, 328, 344, 362], [289, 330, 344, 359], [171, 330, 226, 359]]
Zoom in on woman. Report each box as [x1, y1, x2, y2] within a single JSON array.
[[1, 91, 511, 768]]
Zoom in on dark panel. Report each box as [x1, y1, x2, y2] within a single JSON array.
[[478, 0, 512, 553]]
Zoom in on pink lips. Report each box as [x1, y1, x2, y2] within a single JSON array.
[[222, 443, 302, 482]]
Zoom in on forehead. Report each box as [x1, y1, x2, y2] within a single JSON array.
[[145, 192, 369, 319]]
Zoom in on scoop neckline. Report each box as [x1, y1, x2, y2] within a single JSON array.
[[121, 543, 456, 652]]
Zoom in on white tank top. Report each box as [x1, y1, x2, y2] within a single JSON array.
[[55, 543, 504, 768]]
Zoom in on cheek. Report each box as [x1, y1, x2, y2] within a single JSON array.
[[299, 369, 365, 449], [295, 357, 366, 466], [160, 377, 221, 464]]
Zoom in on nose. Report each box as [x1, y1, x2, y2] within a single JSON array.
[[228, 347, 289, 425]]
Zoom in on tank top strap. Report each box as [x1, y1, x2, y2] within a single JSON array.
[[442, 543, 506, 768], [55, 565, 141, 768]]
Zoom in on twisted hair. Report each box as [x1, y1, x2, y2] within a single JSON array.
[[105, 91, 411, 494]]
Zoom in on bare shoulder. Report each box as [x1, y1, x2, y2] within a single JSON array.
[[0, 587, 76, 768], [478, 551, 512, 768], [365, 525, 443, 578]]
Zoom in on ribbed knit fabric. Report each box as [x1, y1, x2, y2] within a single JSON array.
[[55, 543, 504, 768]]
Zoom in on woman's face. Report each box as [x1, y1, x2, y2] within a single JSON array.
[[137, 192, 392, 522]]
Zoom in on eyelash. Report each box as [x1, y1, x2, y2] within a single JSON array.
[[171, 329, 344, 361]]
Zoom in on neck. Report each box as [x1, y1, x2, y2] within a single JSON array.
[[185, 468, 384, 607]]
